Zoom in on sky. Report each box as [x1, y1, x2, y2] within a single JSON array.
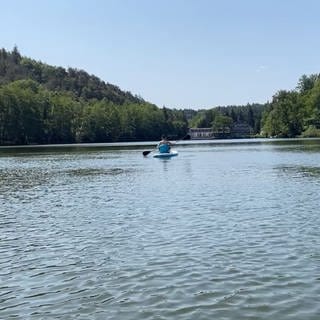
[[1, 0, 320, 109]]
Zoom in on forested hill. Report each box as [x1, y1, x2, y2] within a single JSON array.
[[0, 46, 142, 105], [1, 47, 320, 146], [0, 47, 188, 145], [188, 74, 320, 139]]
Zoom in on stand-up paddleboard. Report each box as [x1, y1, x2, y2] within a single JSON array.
[[153, 150, 178, 158]]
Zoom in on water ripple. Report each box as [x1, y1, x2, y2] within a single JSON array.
[[1, 143, 320, 319]]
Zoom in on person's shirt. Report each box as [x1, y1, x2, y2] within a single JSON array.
[[157, 139, 172, 153]]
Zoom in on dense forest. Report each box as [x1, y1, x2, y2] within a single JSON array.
[[1, 47, 320, 145], [189, 104, 265, 138], [261, 74, 320, 138], [187, 73, 320, 139], [0, 47, 188, 145]]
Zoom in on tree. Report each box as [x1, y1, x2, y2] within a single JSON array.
[[297, 74, 319, 93], [212, 114, 233, 134], [11, 46, 21, 64], [262, 90, 304, 137]]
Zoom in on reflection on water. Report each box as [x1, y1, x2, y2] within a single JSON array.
[[1, 139, 320, 320]]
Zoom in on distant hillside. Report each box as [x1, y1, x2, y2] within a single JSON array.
[[187, 72, 320, 139], [2, 47, 318, 145], [0, 47, 188, 145], [0, 46, 143, 105]]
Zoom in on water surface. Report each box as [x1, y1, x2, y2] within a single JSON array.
[[1, 139, 320, 319]]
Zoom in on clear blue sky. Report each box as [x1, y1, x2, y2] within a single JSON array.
[[1, 0, 320, 109]]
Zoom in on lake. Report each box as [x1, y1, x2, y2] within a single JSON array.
[[1, 138, 320, 319]]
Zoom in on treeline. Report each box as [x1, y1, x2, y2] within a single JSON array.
[[189, 104, 265, 136], [1, 47, 320, 145], [0, 48, 188, 145], [261, 74, 320, 137], [0, 79, 188, 144], [0, 46, 142, 105], [185, 74, 320, 139]]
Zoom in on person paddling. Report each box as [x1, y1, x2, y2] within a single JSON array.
[[157, 135, 172, 153]]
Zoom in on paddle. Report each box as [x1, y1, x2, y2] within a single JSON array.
[[142, 134, 190, 156], [143, 150, 154, 156]]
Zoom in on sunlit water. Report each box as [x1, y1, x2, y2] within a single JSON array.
[[1, 139, 320, 319]]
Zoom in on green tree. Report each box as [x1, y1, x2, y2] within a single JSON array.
[[262, 90, 304, 137], [212, 114, 233, 134]]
